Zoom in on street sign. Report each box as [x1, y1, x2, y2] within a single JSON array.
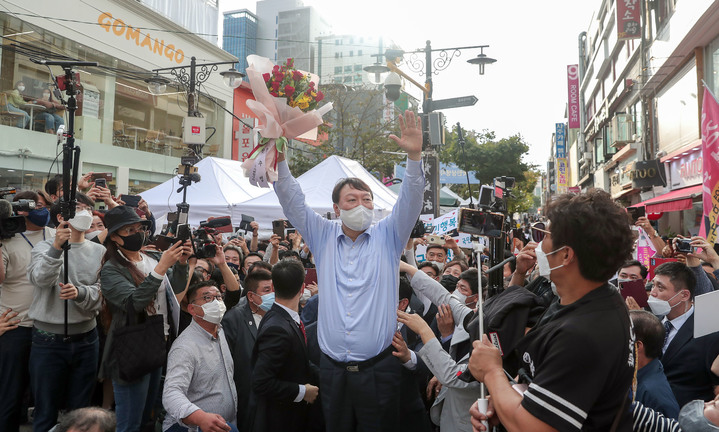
[[431, 95, 478, 111]]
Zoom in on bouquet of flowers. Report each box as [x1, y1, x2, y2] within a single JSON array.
[[241, 55, 332, 187]]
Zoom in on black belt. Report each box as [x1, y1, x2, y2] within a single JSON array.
[[324, 345, 395, 372], [34, 327, 96, 343]]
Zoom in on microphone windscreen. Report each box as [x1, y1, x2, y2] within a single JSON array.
[[0, 199, 13, 219]]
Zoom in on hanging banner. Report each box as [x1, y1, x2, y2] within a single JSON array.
[[701, 86, 719, 243], [636, 227, 657, 270], [557, 158, 568, 194], [567, 65, 580, 129], [616, 0, 641, 40], [555, 123, 566, 158]]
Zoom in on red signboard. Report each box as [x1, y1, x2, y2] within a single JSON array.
[[232, 84, 259, 161], [567, 65, 580, 129], [616, 0, 641, 40]]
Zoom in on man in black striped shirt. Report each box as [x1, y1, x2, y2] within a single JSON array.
[[469, 190, 635, 431]]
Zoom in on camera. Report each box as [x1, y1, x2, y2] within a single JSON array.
[[192, 227, 217, 259], [0, 191, 34, 239], [457, 208, 504, 238], [674, 238, 694, 253], [12, 199, 35, 213]]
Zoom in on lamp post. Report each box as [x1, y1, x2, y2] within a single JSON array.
[[364, 41, 495, 217], [145, 57, 243, 159]]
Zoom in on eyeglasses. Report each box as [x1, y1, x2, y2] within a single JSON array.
[[198, 294, 223, 303], [530, 222, 551, 243]]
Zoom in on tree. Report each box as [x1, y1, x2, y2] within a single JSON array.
[[438, 127, 539, 214], [287, 84, 408, 179]]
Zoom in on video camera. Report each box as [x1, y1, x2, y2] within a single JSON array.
[[0, 187, 35, 239], [192, 226, 217, 259]]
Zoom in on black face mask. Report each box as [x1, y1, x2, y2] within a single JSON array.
[[440, 274, 459, 292], [118, 232, 145, 252]]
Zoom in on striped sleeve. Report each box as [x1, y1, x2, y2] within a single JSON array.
[[631, 401, 681, 432], [522, 383, 587, 431]]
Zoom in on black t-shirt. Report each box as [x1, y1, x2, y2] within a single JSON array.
[[514, 284, 634, 432]]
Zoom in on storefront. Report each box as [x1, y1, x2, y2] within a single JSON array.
[[631, 143, 702, 236], [0, 0, 236, 194]]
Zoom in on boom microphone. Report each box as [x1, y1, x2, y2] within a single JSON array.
[[30, 58, 98, 67]]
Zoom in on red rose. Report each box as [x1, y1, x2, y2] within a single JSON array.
[[308, 81, 315, 89], [284, 85, 295, 96], [286, 58, 294, 67], [315, 90, 324, 102], [270, 91, 279, 97], [292, 70, 303, 81], [263, 73, 271, 82], [271, 81, 281, 91], [272, 65, 280, 73]]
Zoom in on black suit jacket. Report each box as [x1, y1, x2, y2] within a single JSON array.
[[661, 311, 719, 407], [250, 303, 319, 432], [399, 325, 433, 432], [222, 301, 258, 431]]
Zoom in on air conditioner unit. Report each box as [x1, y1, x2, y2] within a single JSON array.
[[610, 113, 634, 148]]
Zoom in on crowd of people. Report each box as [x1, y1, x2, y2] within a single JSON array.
[[1, 109, 719, 432]]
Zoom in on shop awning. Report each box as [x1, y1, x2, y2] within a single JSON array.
[[630, 184, 703, 213]]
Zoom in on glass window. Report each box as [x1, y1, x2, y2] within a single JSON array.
[[349, 51, 354, 57], [343, 76, 352, 83], [655, 61, 699, 154], [707, 35, 719, 97], [0, 11, 224, 158], [334, 66, 342, 74], [344, 65, 352, 72], [354, 64, 363, 71], [358, 50, 362, 56]]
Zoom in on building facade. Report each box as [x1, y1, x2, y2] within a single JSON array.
[[548, 0, 719, 238], [0, 0, 236, 194], [223, 9, 258, 73], [139, 0, 219, 45], [255, 0, 304, 64], [315, 34, 384, 86]]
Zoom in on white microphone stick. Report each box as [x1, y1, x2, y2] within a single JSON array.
[[477, 269, 489, 430]]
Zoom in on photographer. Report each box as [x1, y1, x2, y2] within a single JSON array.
[[99, 206, 192, 432], [27, 192, 105, 431], [0, 190, 55, 432], [468, 190, 635, 431]]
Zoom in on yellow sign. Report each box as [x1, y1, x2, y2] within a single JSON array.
[[98, 12, 185, 64]]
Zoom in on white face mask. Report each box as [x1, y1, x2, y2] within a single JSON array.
[[68, 210, 93, 232], [647, 291, 683, 317], [535, 241, 566, 279], [340, 204, 373, 232], [196, 299, 226, 324], [84, 230, 100, 240], [431, 260, 445, 271], [451, 290, 467, 304], [17, 85, 25, 92]]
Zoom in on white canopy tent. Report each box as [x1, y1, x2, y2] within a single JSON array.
[[235, 155, 399, 229], [142, 157, 267, 226]]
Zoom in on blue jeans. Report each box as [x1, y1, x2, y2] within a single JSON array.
[[37, 112, 64, 131], [165, 422, 240, 432], [29, 327, 99, 432], [113, 367, 163, 432], [6, 104, 30, 128], [0, 326, 32, 432]]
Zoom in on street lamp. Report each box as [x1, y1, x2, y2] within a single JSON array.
[[144, 56, 244, 117], [364, 41, 495, 218]]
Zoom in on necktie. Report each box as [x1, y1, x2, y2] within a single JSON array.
[[298, 321, 307, 344], [663, 320, 673, 347]]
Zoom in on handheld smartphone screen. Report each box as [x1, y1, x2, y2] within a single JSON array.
[[304, 268, 317, 286], [272, 220, 285, 238], [120, 194, 142, 207]]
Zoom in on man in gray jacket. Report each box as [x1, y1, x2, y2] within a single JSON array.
[[27, 193, 104, 432]]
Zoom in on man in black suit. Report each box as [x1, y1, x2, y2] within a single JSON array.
[[222, 270, 274, 431], [650, 261, 719, 407], [250, 259, 320, 432]]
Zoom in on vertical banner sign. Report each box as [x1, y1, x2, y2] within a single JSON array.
[[557, 158, 568, 194], [616, 0, 641, 40], [423, 155, 439, 217], [567, 65, 580, 129], [701, 86, 719, 243], [555, 123, 566, 158]]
